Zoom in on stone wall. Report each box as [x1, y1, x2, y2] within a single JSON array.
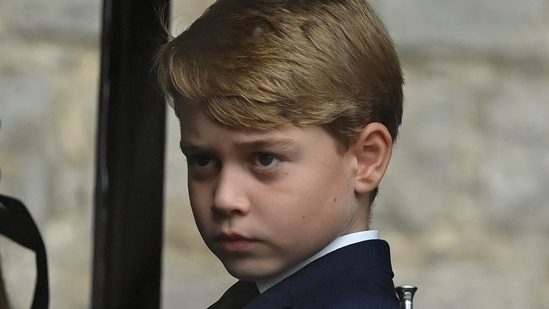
[[373, 2, 549, 308], [0, 0, 100, 308], [0, 0, 548, 308]]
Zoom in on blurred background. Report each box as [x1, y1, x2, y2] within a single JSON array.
[[0, 0, 548, 308]]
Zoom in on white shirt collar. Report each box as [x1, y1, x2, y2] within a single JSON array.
[[255, 230, 379, 293]]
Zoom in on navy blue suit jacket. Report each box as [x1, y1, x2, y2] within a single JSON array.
[[209, 239, 399, 309]]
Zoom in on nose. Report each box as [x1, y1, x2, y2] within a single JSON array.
[[212, 166, 251, 217]]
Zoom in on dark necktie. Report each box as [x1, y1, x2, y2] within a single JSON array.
[[207, 280, 260, 309]]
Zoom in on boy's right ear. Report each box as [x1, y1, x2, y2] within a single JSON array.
[[351, 122, 393, 195]]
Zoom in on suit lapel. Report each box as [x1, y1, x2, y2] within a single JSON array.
[[207, 281, 259, 309]]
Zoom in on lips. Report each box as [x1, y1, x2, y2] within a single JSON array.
[[216, 232, 257, 252]]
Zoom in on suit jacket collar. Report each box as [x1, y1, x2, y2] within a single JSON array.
[[207, 280, 259, 309], [244, 239, 396, 309]]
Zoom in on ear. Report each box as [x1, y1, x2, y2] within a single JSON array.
[[351, 122, 393, 195]]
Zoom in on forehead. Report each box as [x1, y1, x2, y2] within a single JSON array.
[[178, 101, 340, 153], [179, 109, 300, 148]]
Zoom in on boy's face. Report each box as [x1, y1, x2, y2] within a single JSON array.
[[178, 102, 369, 281]]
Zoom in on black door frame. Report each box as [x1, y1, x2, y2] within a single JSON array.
[[92, 0, 170, 307]]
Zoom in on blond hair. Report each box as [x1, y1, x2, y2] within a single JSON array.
[[157, 0, 403, 151]]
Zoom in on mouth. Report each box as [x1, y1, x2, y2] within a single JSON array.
[[215, 232, 258, 252]]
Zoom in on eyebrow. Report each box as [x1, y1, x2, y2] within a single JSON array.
[[179, 138, 298, 154], [179, 143, 202, 155], [235, 138, 298, 151]]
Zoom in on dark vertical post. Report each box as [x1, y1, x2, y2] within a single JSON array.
[[92, 0, 169, 308]]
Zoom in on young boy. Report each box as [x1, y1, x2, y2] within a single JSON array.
[[156, 0, 403, 308]]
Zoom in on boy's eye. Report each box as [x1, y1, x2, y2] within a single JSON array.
[[189, 154, 218, 169], [254, 153, 280, 169]]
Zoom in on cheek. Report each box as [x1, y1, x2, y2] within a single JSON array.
[[291, 168, 354, 225], [272, 163, 349, 214], [188, 180, 211, 205], [261, 181, 333, 231], [187, 184, 212, 224]]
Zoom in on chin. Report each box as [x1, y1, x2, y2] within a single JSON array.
[[225, 266, 262, 281], [223, 261, 279, 281]]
